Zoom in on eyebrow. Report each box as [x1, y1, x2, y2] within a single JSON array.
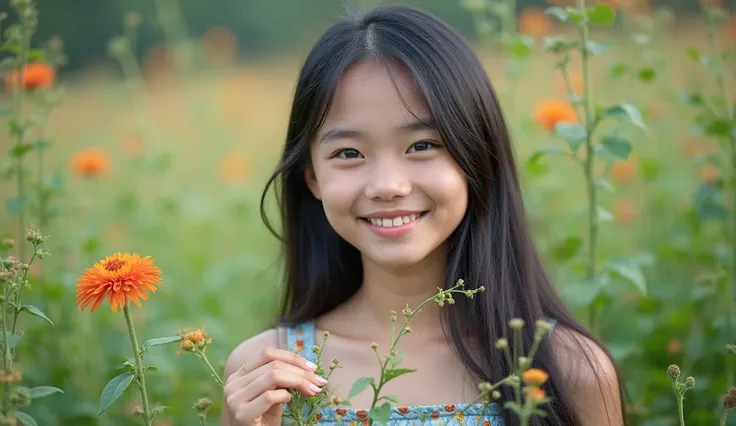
[[319, 118, 437, 143]]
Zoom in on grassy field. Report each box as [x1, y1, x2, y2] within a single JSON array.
[[1, 4, 736, 425]]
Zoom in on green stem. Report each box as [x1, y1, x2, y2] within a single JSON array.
[[11, 251, 37, 336], [2, 275, 11, 416], [199, 415, 206, 426], [676, 395, 685, 426], [151, 0, 191, 73], [123, 303, 152, 426], [721, 410, 728, 426], [576, 0, 599, 333], [197, 351, 224, 386], [13, 32, 30, 263]]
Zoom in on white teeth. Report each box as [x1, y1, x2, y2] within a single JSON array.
[[366, 213, 423, 228]]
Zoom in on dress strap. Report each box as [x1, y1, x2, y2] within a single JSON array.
[[285, 320, 317, 363]]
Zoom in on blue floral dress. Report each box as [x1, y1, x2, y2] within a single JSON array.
[[282, 320, 504, 426]]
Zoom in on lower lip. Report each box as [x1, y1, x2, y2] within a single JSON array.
[[363, 213, 426, 238]]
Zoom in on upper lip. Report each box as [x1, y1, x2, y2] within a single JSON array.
[[361, 210, 425, 219]]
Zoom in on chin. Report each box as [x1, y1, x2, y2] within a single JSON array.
[[364, 250, 432, 271]]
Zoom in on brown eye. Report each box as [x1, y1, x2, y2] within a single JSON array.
[[334, 148, 363, 159], [407, 141, 437, 153]]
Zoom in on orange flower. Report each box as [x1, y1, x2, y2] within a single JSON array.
[[518, 7, 553, 38], [219, 152, 252, 183], [667, 339, 681, 355], [4, 62, 55, 91], [528, 387, 546, 402], [610, 159, 636, 183], [202, 26, 239, 64], [71, 148, 110, 177], [522, 368, 549, 385], [533, 99, 577, 130], [76, 253, 162, 313], [613, 200, 637, 225], [699, 164, 719, 183]]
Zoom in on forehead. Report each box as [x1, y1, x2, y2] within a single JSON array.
[[321, 59, 431, 129]]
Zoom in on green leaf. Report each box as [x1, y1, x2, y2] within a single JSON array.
[[9, 142, 33, 158], [3, 332, 21, 350], [560, 278, 603, 310], [550, 236, 582, 262], [507, 35, 533, 60], [595, 179, 615, 193], [600, 103, 646, 132], [596, 136, 632, 162], [114, 358, 135, 371], [370, 402, 392, 425], [567, 9, 585, 24], [554, 123, 587, 151], [685, 47, 700, 61], [585, 41, 610, 56], [528, 146, 570, 165], [637, 67, 656, 83], [15, 412, 37, 426], [20, 305, 54, 326], [608, 63, 628, 78], [384, 368, 417, 382], [348, 377, 374, 399], [544, 7, 568, 21], [704, 118, 731, 139], [7, 119, 24, 136], [29, 386, 64, 399], [142, 336, 181, 351], [380, 394, 400, 403], [97, 372, 134, 415], [605, 261, 647, 295], [678, 91, 703, 107], [5, 196, 24, 216], [587, 3, 616, 26], [597, 207, 613, 222], [391, 352, 406, 368], [34, 139, 51, 151]]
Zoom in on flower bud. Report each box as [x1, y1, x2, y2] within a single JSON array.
[[495, 338, 508, 350], [685, 376, 695, 389], [509, 318, 524, 330], [667, 364, 681, 381]]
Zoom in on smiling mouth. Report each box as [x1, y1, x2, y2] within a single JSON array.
[[360, 212, 428, 228]]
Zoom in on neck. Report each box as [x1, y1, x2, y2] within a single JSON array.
[[348, 247, 449, 341]]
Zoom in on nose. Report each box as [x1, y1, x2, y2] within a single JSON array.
[[364, 157, 412, 201]]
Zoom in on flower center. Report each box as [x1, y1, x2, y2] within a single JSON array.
[[104, 259, 125, 272]]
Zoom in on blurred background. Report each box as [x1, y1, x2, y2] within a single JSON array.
[[0, 0, 735, 425]]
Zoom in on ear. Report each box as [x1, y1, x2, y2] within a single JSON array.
[[304, 166, 322, 200]]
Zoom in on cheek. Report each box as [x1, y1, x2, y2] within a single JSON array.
[[417, 158, 468, 211], [314, 169, 360, 218]]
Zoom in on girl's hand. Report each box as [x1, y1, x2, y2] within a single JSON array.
[[223, 347, 328, 425]]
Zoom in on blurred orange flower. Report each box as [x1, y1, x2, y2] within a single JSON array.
[[518, 7, 553, 38], [667, 339, 681, 355], [4, 62, 55, 91], [76, 253, 162, 313], [528, 387, 546, 402], [610, 159, 636, 183], [699, 164, 719, 183], [219, 152, 252, 183], [522, 368, 549, 385], [71, 148, 110, 177], [202, 26, 239, 64], [678, 138, 713, 158], [533, 99, 577, 130], [613, 200, 637, 225]]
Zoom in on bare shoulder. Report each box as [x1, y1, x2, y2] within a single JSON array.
[[223, 327, 287, 381], [549, 325, 624, 426]]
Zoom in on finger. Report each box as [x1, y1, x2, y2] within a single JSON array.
[[225, 360, 327, 397], [240, 366, 324, 403], [228, 348, 315, 384], [236, 389, 292, 423]]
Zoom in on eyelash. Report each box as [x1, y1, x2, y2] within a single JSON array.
[[330, 140, 440, 159]]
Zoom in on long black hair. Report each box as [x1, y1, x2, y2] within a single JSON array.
[[260, 4, 626, 425]]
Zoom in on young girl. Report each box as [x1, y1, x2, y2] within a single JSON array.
[[222, 4, 625, 426]]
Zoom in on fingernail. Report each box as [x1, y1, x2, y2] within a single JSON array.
[[305, 360, 318, 371], [309, 383, 322, 393], [315, 375, 328, 385]]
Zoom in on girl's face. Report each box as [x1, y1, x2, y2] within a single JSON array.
[[306, 60, 468, 270]]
